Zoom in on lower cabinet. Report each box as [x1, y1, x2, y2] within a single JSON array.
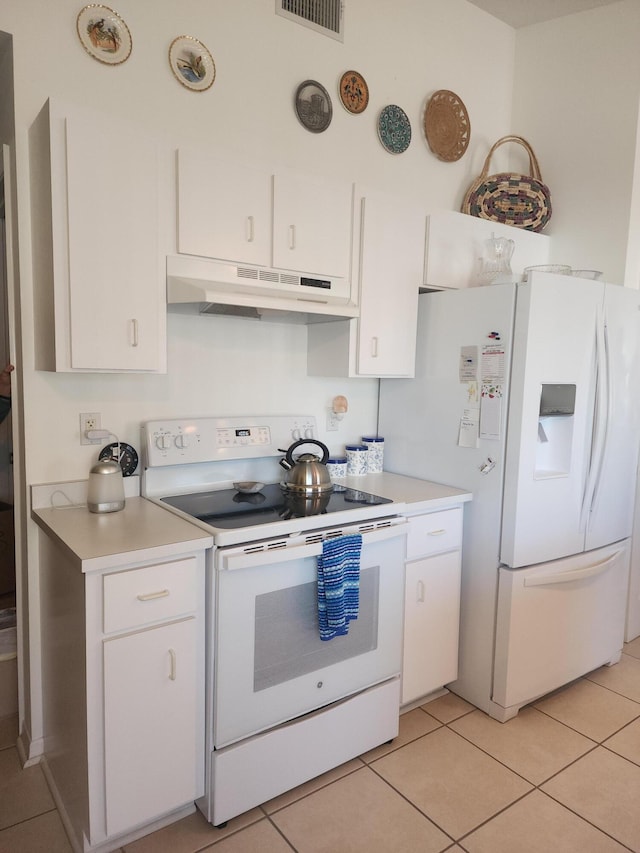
[[39, 536, 207, 851], [402, 508, 463, 706], [103, 617, 199, 837]]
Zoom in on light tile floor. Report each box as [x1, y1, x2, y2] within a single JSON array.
[[1, 638, 640, 853]]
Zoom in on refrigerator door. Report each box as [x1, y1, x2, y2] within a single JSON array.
[[584, 283, 640, 552], [380, 285, 516, 714], [500, 274, 602, 567], [493, 540, 630, 712]]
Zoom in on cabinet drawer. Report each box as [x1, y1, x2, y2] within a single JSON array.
[[103, 558, 198, 634], [406, 508, 462, 560]]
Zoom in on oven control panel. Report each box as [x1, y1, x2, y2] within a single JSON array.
[[142, 415, 318, 467]]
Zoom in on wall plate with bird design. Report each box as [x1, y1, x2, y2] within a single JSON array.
[[169, 35, 216, 92], [76, 4, 132, 65]]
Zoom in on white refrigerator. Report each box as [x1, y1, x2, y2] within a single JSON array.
[[379, 273, 640, 721]]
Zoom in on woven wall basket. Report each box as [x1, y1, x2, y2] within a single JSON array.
[[461, 135, 552, 232]]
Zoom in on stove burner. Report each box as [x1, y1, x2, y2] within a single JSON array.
[[161, 482, 392, 529]]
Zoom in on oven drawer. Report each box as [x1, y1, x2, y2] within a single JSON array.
[[406, 508, 462, 561], [103, 557, 198, 634]]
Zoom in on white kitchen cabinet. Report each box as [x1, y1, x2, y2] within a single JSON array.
[[423, 210, 550, 290], [37, 523, 207, 851], [307, 188, 426, 378], [402, 508, 463, 706], [177, 149, 272, 266], [104, 617, 198, 837], [272, 169, 353, 278], [177, 147, 353, 279], [29, 98, 166, 372]]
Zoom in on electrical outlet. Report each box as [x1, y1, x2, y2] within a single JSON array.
[[80, 412, 102, 445], [326, 408, 340, 432]]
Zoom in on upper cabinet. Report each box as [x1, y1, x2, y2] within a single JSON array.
[[424, 211, 551, 290], [177, 151, 271, 266], [176, 147, 353, 280], [356, 190, 424, 376], [30, 99, 166, 373], [308, 188, 426, 378], [272, 170, 353, 279]]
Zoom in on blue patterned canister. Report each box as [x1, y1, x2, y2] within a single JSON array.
[[362, 436, 384, 473], [326, 457, 348, 480], [345, 445, 369, 476]]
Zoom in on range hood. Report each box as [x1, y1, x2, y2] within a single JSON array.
[[166, 255, 358, 322]]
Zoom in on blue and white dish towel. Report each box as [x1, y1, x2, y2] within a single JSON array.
[[317, 533, 362, 641]]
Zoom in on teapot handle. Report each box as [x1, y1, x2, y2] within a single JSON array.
[[283, 438, 330, 467]]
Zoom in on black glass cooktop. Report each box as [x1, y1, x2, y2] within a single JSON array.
[[161, 483, 392, 528]]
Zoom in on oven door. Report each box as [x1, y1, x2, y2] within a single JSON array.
[[213, 518, 407, 748]]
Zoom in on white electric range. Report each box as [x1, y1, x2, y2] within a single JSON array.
[[141, 415, 408, 826]]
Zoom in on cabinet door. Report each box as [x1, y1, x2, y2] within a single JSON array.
[[65, 112, 162, 370], [177, 148, 271, 265], [357, 192, 425, 377], [272, 171, 353, 278], [103, 618, 198, 837], [402, 550, 461, 705]]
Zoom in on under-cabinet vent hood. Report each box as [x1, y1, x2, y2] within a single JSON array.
[[166, 255, 358, 323]]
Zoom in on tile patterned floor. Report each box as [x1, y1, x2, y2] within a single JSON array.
[[1, 638, 639, 852]]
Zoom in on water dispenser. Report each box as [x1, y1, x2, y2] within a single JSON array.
[[535, 384, 576, 478]]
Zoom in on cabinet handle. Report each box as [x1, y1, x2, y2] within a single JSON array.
[[289, 224, 296, 250], [416, 580, 425, 603], [136, 589, 170, 601], [169, 648, 177, 681], [130, 319, 139, 348], [427, 529, 447, 536], [246, 215, 255, 243], [371, 337, 379, 358]]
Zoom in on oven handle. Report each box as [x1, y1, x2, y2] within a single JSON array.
[[221, 520, 408, 572]]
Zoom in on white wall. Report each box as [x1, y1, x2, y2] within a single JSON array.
[[0, 0, 519, 753], [512, 0, 640, 284], [1, 0, 518, 485]]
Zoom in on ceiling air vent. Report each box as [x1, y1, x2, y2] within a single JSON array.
[[276, 0, 344, 42]]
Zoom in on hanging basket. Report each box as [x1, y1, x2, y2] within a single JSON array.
[[461, 135, 552, 232]]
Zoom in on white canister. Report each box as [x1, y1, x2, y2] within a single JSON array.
[[362, 436, 384, 473], [326, 457, 348, 480], [345, 445, 368, 477]]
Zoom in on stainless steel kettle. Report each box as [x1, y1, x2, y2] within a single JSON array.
[[279, 439, 333, 494]]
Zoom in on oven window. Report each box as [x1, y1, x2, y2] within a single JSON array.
[[253, 566, 380, 692]]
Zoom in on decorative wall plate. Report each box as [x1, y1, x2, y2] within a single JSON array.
[[377, 105, 411, 154], [76, 4, 132, 65], [424, 89, 470, 162], [339, 70, 369, 114], [169, 35, 216, 92], [295, 80, 333, 133]]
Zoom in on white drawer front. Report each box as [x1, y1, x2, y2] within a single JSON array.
[[103, 558, 198, 634], [406, 508, 462, 560]]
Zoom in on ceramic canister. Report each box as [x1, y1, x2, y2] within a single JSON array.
[[326, 457, 348, 480], [362, 436, 384, 473], [345, 445, 368, 476]]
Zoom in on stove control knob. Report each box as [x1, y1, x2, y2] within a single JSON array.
[[155, 433, 172, 451], [175, 433, 190, 450]]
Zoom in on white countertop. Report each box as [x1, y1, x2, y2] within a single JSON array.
[[32, 496, 213, 573], [334, 472, 472, 515], [31, 473, 470, 570]]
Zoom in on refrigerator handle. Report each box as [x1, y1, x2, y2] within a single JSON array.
[[523, 549, 621, 587], [581, 304, 610, 527]]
